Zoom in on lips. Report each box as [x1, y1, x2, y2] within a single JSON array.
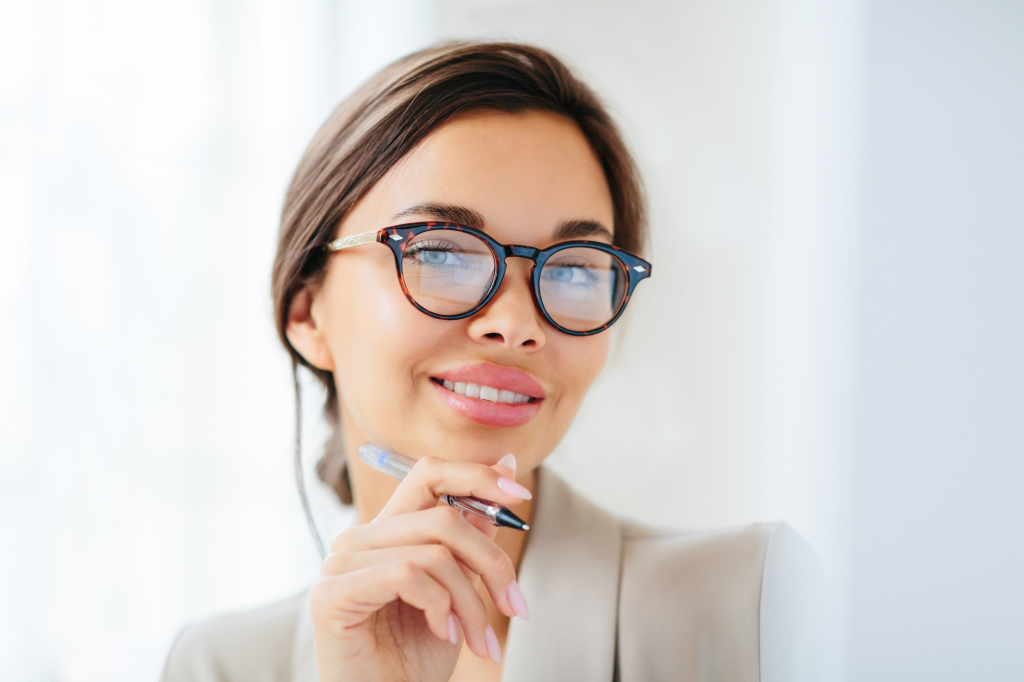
[[430, 362, 546, 427], [433, 363, 546, 399]]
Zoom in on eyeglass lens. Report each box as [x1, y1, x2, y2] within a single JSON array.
[[400, 229, 627, 332]]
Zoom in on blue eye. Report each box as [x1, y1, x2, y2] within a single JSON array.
[[542, 264, 595, 285], [421, 249, 453, 265], [546, 266, 577, 282], [405, 242, 466, 269]]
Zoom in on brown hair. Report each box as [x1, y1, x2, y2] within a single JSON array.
[[271, 42, 647, 515]]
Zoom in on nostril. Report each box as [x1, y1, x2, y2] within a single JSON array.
[[485, 332, 503, 340]]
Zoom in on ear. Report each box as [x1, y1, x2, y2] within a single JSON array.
[[285, 286, 336, 372]]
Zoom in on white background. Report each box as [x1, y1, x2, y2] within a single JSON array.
[[1, 1, 1021, 680]]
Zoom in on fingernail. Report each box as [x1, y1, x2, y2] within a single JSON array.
[[447, 613, 459, 644], [507, 580, 530, 620], [497, 477, 532, 500], [485, 625, 502, 663], [497, 454, 517, 477]]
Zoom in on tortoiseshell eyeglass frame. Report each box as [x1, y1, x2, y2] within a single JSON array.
[[325, 221, 652, 336]]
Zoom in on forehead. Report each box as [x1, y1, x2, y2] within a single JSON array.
[[356, 110, 615, 245]]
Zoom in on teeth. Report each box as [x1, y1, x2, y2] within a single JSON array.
[[443, 380, 532, 405]]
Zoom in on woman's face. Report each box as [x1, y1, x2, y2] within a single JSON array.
[[293, 110, 615, 478]]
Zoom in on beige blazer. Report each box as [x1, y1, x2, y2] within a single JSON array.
[[162, 466, 825, 682]]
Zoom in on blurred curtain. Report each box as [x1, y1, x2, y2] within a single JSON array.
[[0, 1, 435, 680]]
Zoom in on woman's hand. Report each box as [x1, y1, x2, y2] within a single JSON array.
[[310, 456, 532, 682]]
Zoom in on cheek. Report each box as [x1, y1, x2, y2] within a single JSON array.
[[551, 333, 610, 404], [322, 255, 448, 406]]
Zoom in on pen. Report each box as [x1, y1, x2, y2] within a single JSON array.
[[357, 443, 530, 531]]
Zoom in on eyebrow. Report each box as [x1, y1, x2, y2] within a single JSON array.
[[391, 202, 486, 229], [552, 218, 614, 242], [391, 202, 614, 242]]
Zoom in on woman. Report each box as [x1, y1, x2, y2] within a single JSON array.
[[162, 42, 822, 682]]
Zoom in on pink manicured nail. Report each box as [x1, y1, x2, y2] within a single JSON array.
[[507, 580, 530, 620], [497, 454, 517, 476], [484, 625, 502, 663], [447, 614, 459, 644], [497, 477, 532, 500]]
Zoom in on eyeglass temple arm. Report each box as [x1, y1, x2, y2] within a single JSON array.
[[325, 229, 380, 252]]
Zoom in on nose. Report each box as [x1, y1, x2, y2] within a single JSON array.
[[465, 257, 547, 350]]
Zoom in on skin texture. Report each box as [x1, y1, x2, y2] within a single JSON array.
[[286, 110, 616, 682]]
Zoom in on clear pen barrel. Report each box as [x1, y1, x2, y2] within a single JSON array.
[[440, 495, 499, 522], [357, 443, 414, 479]]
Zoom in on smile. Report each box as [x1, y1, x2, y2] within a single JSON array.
[[429, 362, 546, 427], [432, 379, 537, 405]]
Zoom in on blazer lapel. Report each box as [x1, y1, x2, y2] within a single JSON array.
[[502, 466, 623, 682]]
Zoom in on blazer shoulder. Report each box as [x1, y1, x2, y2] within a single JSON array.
[[161, 590, 307, 682], [759, 523, 830, 682], [617, 521, 826, 682], [619, 520, 820, 593], [619, 520, 779, 599]]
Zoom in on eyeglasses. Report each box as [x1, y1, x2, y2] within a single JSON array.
[[325, 222, 652, 336]]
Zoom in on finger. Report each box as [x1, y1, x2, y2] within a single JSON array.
[[459, 507, 499, 539], [335, 505, 520, 619], [378, 456, 532, 519], [310, 561, 452, 644], [470, 454, 517, 538], [462, 452, 518, 539], [492, 453, 517, 481], [477, 455, 517, 536], [329, 515, 496, 562], [321, 544, 492, 656]]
